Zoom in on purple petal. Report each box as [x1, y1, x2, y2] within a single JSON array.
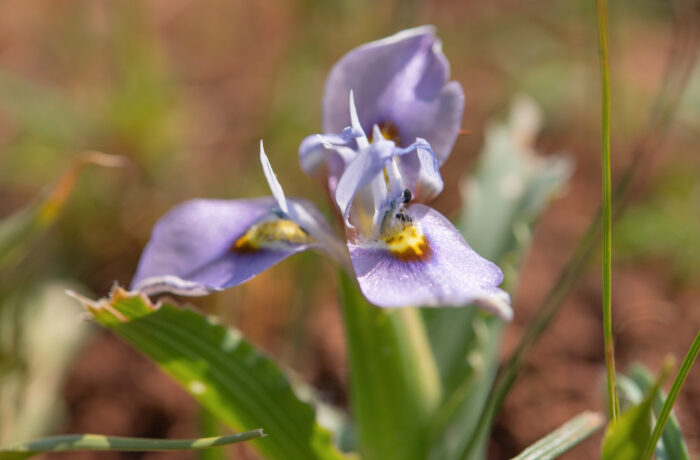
[[298, 130, 359, 195], [323, 26, 464, 163], [131, 198, 313, 296], [348, 204, 512, 320]]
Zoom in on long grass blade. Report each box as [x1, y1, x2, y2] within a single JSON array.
[[595, 0, 619, 422], [0, 430, 265, 459], [642, 331, 700, 460]]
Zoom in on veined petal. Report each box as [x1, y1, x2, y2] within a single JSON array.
[[395, 80, 464, 165], [323, 26, 463, 162], [130, 198, 333, 296], [347, 203, 512, 320]]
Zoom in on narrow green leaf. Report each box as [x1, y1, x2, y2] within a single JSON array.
[[601, 362, 670, 460], [339, 270, 441, 460], [624, 364, 690, 460], [601, 394, 653, 460], [71, 288, 348, 460], [511, 411, 604, 460], [0, 152, 125, 273], [0, 430, 265, 460], [643, 332, 700, 460]]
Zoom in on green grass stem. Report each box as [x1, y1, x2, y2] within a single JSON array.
[[596, 0, 620, 422], [642, 331, 700, 460]]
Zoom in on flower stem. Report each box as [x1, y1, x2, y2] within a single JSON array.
[[596, 0, 619, 422]]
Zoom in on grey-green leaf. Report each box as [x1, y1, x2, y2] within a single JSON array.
[[511, 411, 604, 460], [425, 96, 573, 460], [0, 282, 92, 445]]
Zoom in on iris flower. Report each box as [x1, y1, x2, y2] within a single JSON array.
[[130, 26, 511, 320]]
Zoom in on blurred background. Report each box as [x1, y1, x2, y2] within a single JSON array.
[[0, 0, 698, 458]]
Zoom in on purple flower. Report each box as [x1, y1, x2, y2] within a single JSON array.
[[310, 96, 511, 319], [131, 27, 510, 320]]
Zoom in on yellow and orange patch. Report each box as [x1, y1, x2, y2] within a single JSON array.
[[233, 219, 312, 252], [382, 224, 432, 262]]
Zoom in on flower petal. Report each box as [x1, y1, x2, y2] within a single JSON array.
[[394, 81, 464, 165], [298, 129, 360, 195], [347, 203, 512, 320], [323, 26, 464, 163], [131, 198, 315, 296]]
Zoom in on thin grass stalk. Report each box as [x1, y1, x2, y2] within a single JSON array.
[[595, 0, 619, 421], [642, 331, 700, 460]]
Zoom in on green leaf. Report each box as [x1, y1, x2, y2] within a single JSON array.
[[601, 365, 668, 460], [642, 332, 699, 460], [0, 430, 265, 460], [511, 411, 604, 460], [620, 364, 690, 460], [0, 152, 125, 274], [339, 271, 441, 460], [424, 96, 573, 460], [71, 287, 348, 460]]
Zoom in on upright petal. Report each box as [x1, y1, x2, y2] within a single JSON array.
[[323, 26, 464, 163], [347, 203, 512, 320], [131, 198, 331, 296]]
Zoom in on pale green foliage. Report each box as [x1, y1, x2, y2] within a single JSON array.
[[511, 412, 604, 460], [0, 282, 92, 445], [425, 96, 573, 460]]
